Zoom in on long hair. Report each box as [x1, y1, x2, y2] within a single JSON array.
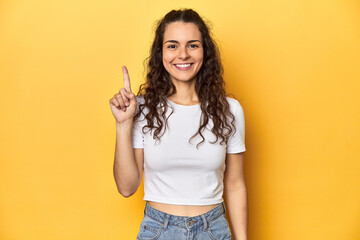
[[134, 8, 235, 147]]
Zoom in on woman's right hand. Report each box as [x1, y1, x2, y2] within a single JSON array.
[[109, 66, 137, 125]]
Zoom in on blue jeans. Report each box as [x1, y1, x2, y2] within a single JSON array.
[[137, 201, 232, 240]]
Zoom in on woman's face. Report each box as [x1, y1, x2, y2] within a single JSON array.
[[162, 21, 204, 85]]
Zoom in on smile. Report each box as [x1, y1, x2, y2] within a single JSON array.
[[174, 63, 193, 70]]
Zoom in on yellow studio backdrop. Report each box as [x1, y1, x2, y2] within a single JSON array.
[[0, 0, 359, 239]]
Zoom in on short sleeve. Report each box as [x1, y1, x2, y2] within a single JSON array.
[[131, 96, 145, 149], [226, 99, 246, 154], [132, 121, 144, 149]]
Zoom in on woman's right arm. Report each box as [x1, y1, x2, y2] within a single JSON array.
[[113, 122, 144, 197], [109, 66, 143, 197]]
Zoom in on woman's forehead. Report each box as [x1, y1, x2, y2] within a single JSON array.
[[163, 22, 201, 42]]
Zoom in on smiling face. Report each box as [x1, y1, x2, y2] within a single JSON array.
[[162, 21, 204, 85]]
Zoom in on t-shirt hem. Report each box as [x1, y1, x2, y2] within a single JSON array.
[[143, 196, 224, 205], [227, 147, 246, 154], [133, 146, 144, 149]]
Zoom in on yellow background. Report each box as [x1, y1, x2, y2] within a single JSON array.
[[1, 0, 359, 239]]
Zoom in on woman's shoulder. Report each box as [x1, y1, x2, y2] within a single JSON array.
[[225, 96, 244, 113], [135, 95, 145, 104]]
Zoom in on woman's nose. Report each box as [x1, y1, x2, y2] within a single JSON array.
[[178, 47, 190, 59]]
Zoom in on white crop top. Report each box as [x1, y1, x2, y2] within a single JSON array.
[[132, 96, 246, 205]]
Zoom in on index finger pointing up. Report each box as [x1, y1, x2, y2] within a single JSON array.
[[122, 66, 132, 93]]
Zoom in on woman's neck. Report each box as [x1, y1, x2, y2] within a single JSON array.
[[168, 79, 199, 105]]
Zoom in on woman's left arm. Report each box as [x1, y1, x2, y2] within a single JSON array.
[[223, 152, 248, 240]]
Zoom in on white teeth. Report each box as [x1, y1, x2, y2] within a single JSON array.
[[175, 64, 191, 68]]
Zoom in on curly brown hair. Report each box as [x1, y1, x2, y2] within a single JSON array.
[[134, 8, 235, 148]]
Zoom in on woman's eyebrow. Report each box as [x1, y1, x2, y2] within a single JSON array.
[[164, 40, 201, 44]]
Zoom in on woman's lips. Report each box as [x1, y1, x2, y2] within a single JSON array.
[[174, 63, 193, 70]]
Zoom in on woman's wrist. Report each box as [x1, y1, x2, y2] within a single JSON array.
[[115, 119, 133, 131]]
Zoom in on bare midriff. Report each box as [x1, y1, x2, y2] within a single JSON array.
[[147, 201, 219, 217]]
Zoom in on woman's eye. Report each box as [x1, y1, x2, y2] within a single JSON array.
[[189, 44, 198, 48], [168, 45, 176, 49]]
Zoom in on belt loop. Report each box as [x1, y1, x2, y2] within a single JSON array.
[[144, 202, 150, 216], [222, 201, 227, 215], [201, 214, 208, 231], [163, 214, 170, 230]]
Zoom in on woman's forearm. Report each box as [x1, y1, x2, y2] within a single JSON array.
[[224, 186, 248, 240], [113, 120, 141, 197]]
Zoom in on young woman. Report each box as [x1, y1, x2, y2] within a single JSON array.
[[109, 9, 248, 240]]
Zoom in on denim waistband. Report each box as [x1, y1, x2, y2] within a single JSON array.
[[143, 201, 226, 230]]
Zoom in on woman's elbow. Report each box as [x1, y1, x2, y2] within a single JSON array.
[[117, 188, 135, 198], [115, 182, 140, 198]]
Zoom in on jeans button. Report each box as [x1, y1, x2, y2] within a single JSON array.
[[187, 220, 198, 226]]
